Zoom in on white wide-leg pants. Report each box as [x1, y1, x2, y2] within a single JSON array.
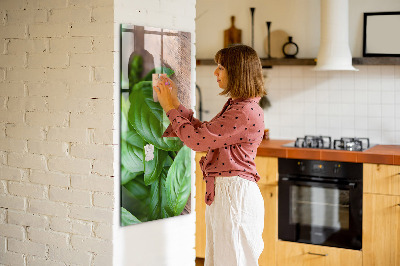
[[205, 176, 265, 266]]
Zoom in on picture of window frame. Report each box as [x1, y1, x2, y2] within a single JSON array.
[[363, 11, 400, 57], [119, 24, 192, 227]]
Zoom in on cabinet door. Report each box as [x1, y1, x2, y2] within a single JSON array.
[[259, 185, 278, 266], [364, 164, 400, 196], [195, 152, 207, 258], [277, 241, 362, 266], [363, 193, 400, 266], [255, 156, 278, 186]]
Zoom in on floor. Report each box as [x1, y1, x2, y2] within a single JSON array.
[[195, 257, 205, 266]]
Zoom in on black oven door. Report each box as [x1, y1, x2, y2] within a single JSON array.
[[278, 176, 362, 250]]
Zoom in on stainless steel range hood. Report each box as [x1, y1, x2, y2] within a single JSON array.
[[314, 0, 358, 71]]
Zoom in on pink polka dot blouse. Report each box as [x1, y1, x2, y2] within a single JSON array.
[[162, 97, 265, 205]]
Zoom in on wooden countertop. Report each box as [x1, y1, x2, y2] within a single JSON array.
[[256, 139, 400, 165]]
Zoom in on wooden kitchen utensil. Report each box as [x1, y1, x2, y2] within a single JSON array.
[[224, 16, 242, 48]]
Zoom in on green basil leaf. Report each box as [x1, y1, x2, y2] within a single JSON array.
[[161, 169, 174, 218], [121, 95, 134, 133], [149, 168, 173, 220], [121, 207, 141, 226], [144, 146, 168, 186], [164, 155, 174, 167], [128, 81, 182, 151], [121, 165, 142, 185], [166, 145, 191, 216], [123, 175, 150, 200], [121, 130, 145, 173], [121, 184, 149, 223]]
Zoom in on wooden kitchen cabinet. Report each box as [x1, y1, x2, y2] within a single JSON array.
[[363, 163, 400, 266], [276, 240, 362, 266], [364, 163, 400, 196], [258, 184, 278, 266], [255, 156, 278, 186], [195, 152, 207, 258], [195, 154, 279, 264], [363, 191, 400, 266]]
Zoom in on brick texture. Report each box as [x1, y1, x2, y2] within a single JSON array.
[[0, 0, 198, 264], [0, 0, 115, 263]]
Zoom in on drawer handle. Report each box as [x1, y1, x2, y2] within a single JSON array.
[[307, 252, 328, 256]]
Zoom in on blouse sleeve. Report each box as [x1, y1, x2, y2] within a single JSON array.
[[164, 106, 249, 152], [162, 103, 202, 137]]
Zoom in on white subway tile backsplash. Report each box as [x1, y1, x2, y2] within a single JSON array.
[[197, 65, 400, 144], [382, 117, 396, 131], [342, 128, 355, 137], [367, 104, 382, 118], [304, 88, 316, 103], [382, 131, 396, 144], [291, 78, 304, 90], [367, 91, 381, 105], [316, 89, 329, 103], [329, 103, 341, 116], [303, 67, 316, 78], [328, 88, 341, 103], [316, 103, 330, 116], [395, 119, 400, 131], [304, 102, 316, 115], [381, 78, 395, 91], [316, 115, 330, 128], [355, 104, 368, 117], [329, 116, 342, 129], [278, 67, 292, 78], [279, 77, 291, 89], [341, 89, 355, 104], [394, 66, 400, 78], [382, 90, 395, 104], [381, 66, 395, 77], [354, 116, 368, 131], [367, 66, 381, 76], [368, 117, 382, 131], [367, 77, 382, 91], [342, 117, 355, 129], [291, 67, 303, 78], [355, 128, 368, 138], [368, 130, 382, 144], [382, 105, 395, 118], [396, 105, 400, 117], [341, 104, 355, 116], [354, 89, 368, 104], [280, 114, 292, 127]]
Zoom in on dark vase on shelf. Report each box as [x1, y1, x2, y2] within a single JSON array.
[[282, 36, 299, 58]]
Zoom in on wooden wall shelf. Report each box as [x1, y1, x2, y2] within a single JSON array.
[[196, 57, 400, 67]]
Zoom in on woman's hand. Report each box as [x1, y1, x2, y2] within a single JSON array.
[[161, 76, 180, 109], [153, 76, 176, 113]]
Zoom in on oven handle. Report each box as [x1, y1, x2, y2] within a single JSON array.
[[280, 177, 357, 189]]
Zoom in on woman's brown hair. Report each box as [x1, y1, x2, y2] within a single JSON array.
[[214, 44, 266, 99]]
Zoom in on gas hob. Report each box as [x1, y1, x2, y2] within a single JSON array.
[[282, 135, 375, 151]]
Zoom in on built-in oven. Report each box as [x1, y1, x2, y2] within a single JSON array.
[[278, 158, 363, 250]]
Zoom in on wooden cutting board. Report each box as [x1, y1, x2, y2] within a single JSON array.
[[224, 16, 242, 48]]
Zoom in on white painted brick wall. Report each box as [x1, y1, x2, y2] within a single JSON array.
[[0, 0, 114, 264], [1, 0, 197, 264]]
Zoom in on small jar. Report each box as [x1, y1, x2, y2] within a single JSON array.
[[282, 36, 299, 58]]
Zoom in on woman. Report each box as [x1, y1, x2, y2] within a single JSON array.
[[154, 44, 266, 266]]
